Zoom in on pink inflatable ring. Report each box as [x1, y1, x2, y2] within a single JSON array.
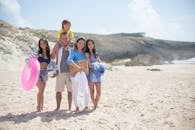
[[21, 57, 40, 91]]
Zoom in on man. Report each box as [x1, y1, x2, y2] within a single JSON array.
[[53, 32, 72, 111]]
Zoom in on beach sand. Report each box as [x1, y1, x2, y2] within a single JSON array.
[[0, 63, 195, 130]]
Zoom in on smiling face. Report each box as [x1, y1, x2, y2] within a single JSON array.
[[77, 40, 85, 50], [60, 33, 69, 47], [39, 39, 47, 50], [63, 23, 70, 31], [75, 38, 85, 51], [87, 40, 94, 51], [38, 39, 50, 58], [86, 39, 96, 55]]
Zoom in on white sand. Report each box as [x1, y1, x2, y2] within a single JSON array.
[[0, 63, 195, 130]]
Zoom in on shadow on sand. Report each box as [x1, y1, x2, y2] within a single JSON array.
[[0, 109, 94, 123]]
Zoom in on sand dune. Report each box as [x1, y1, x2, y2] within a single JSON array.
[[1, 20, 195, 65], [0, 63, 195, 130]]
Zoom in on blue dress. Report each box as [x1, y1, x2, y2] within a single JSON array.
[[88, 54, 104, 83]]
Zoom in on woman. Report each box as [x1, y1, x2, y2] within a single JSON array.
[[85, 39, 103, 109], [67, 37, 89, 112], [36, 38, 51, 112]]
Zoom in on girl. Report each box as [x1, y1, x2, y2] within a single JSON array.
[[57, 19, 74, 41], [67, 37, 89, 112], [52, 20, 74, 59], [85, 39, 103, 109], [36, 38, 51, 112]]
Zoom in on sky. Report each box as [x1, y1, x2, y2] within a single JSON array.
[[0, 0, 195, 41]]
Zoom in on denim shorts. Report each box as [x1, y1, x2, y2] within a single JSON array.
[[39, 70, 48, 83], [88, 69, 101, 83]]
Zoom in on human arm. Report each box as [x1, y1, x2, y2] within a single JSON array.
[[85, 52, 92, 68], [51, 43, 60, 60], [97, 54, 101, 63], [25, 51, 38, 66]]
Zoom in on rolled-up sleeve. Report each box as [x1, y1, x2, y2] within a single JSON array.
[[67, 50, 86, 64]]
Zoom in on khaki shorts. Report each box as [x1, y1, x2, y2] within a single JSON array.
[[56, 73, 72, 92]]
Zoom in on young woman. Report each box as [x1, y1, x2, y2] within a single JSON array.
[[36, 38, 51, 112], [85, 39, 102, 109], [67, 37, 89, 112]]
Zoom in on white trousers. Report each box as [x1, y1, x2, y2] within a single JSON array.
[[71, 71, 89, 108]]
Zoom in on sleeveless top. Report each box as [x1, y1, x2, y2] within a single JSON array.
[[89, 53, 98, 63], [38, 54, 50, 64]]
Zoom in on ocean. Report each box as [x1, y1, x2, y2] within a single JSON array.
[[172, 57, 195, 64]]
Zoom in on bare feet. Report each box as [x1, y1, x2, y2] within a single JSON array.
[[75, 107, 79, 112], [36, 106, 40, 112], [36, 106, 43, 112], [83, 106, 88, 110], [66, 108, 71, 113], [92, 102, 96, 109], [54, 108, 59, 111], [94, 99, 98, 109]]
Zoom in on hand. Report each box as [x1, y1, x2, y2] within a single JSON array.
[[51, 70, 59, 78], [51, 74, 57, 78], [25, 51, 38, 66], [78, 67, 84, 72], [29, 51, 38, 58]]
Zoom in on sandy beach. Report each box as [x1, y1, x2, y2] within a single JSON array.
[[0, 63, 195, 130]]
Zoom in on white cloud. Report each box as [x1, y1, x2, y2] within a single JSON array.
[[0, 0, 31, 27], [128, 0, 185, 41]]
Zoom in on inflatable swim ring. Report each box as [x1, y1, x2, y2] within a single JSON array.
[[21, 57, 40, 91]]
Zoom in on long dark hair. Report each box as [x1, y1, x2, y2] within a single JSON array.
[[38, 38, 50, 59], [85, 39, 98, 58]]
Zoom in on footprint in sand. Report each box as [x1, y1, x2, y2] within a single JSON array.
[[164, 121, 175, 127]]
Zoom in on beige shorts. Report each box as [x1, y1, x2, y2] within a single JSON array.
[[56, 73, 72, 92]]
